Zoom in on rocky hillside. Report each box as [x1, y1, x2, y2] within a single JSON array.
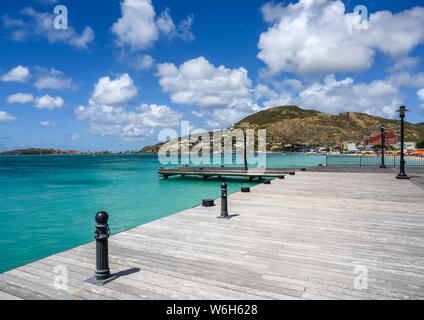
[[139, 106, 424, 152], [0, 148, 61, 155], [234, 106, 424, 148], [139, 142, 166, 154]]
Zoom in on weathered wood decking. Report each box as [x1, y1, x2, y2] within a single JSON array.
[[1, 171, 424, 300], [158, 166, 295, 180]]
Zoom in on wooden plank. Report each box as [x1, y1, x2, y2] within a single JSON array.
[[0, 291, 22, 300], [1, 171, 424, 299]]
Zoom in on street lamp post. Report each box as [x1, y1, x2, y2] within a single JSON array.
[[243, 130, 248, 170], [396, 106, 409, 180], [379, 124, 386, 168]]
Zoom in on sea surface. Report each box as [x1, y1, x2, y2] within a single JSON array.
[[0, 153, 325, 273]]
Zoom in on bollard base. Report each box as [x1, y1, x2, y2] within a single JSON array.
[[85, 274, 118, 286], [217, 215, 230, 219], [396, 175, 410, 180]]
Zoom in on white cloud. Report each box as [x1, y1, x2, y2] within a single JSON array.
[[111, 0, 193, 51], [0, 111, 17, 122], [260, 2, 286, 24], [33, 0, 59, 5], [175, 14, 194, 42], [71, 132, 80, 140], [418, 89, 424, 101], [282, 79, 303, 91], [34, 68, 73, 90], [2, 14, 25, 29], [75, 103, 182, 139], [91, 74, 138, 106], [40, 121, 57, 128], [157, 56, 253, 108], [3, 8, 94, 49], [1, 65, 30, 82], [8, 91, 67, 111], [156, 8, 176, 35], [157, 56, 262, 128], [418, 88, 424, 113], [386, 57, 420, 73], [112, 0, 157, 51], [7, 93, 34, 104], [255, 83, 293, 108], [75, 73, 182, 139], [134, 54, 155, 70], [257, 74, 404, 118], [299, 75, 401, 117], [34, 94, 64, 110], [388, 72, 424, 88], [258, 0, 424, 75], [191, 110, 204, 117], [205, 101, 262, 128]]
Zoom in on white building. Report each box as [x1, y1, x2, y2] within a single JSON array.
[[393, 142, 417, 150], [405, 142, 416, 151], [346, 143, 356, 152]]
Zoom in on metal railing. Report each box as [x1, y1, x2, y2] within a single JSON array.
[[326, 154, 424, 167]]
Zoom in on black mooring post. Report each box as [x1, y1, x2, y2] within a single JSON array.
[[217, 183, 229, 219], [86, 211, 116, 286]]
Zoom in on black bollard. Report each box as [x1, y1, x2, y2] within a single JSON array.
[[217, 183, 229, 219], [263, 180, 271, 185], [86, 211, 116, 286], [241, 187, 250, 193]]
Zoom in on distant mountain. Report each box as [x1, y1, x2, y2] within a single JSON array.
[[139, 106, 424, 152], [0, 148, 61, 155], [0, 148, 135, 155], [0, 148, 89, 155]]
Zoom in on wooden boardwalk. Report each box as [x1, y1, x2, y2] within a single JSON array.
[[1, 171, 424, 300], [158, 166, 295, 180]]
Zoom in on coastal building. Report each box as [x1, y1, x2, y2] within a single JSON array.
[[405, 142, 417, 150], [342, 142, 357, 152], [393, 142, 417, 151], [368, 129, 397, 147]]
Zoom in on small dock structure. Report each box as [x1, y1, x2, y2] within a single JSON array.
[[158, 166, 295, 181]]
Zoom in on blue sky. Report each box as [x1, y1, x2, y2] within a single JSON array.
[[1, 0, 424, 152]]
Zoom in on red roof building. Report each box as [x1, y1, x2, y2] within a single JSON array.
[[368, 129, 397, 146]]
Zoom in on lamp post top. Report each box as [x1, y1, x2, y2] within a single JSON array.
[[380, 124, 385, 131], [396, 105, 409, 117]]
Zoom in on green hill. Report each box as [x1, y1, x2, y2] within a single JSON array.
[[139, 106, 424, 152], [234, 106, 424, 148]]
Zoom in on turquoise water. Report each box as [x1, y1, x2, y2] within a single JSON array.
[[0, 154, 325, 273]]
